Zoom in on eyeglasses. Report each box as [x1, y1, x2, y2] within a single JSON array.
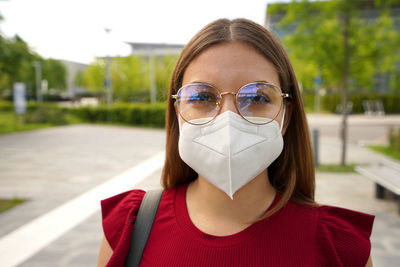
[[172, 82, 290, 125]]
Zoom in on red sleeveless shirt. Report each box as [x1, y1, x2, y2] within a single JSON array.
[[101, 183, 374, 267]]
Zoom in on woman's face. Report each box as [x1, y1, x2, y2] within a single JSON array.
[[179, 41, 284, 127]]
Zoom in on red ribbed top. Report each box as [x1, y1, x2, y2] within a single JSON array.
[[101, 183, 374, 267]]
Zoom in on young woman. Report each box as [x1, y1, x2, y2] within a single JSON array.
[[98, 18, 374, 267]]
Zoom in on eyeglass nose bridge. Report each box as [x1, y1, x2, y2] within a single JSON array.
[[220, 91, 237, 97], [216, 91, 237, 107]]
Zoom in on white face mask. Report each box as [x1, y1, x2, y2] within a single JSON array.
[[178, 111, 284, 199]]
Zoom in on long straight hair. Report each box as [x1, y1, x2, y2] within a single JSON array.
[[161, 18, 316, 218]]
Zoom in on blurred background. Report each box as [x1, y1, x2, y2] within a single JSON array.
[[0, 0, 399, 266]]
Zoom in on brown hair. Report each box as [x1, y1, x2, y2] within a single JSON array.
[[161, 18, 316, 218]]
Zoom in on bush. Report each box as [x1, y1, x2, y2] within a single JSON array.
[[301, 94, 400, 114], [388, 127, 400, 152], [0, 101, 13, 111], [69, 102, 167, 127], [25, 105, 68, 125], [0, 101, 44, 113]]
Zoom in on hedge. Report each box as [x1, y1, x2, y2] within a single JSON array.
[[301, 93, 400, 114], [0, 101, 167, 127], [1, 93, 399, 129], [69, 103, 166, 127]]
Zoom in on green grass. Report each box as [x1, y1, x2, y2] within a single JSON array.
[[316, 163, 356, 173], [0, 111, 83, 134], [0, 197, 26, 213], [0, 112, 53, 134], [369, 145, 400, 160]]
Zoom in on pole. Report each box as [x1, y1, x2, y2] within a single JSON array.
[[33, 61, 42, 103], [315, 84, 320, 113], [106, 55, 112, 105], [313, 128, 319, 167], [340, 10, 350, 166], [149, 54, 156, 104], [104, 28, 112, 106]]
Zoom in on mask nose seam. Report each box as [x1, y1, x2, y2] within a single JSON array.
[[228, 125, 233, 198]]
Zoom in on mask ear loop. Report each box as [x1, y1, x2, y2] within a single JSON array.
[[280, 102, 286, 133], [177, 115, 183, 134]]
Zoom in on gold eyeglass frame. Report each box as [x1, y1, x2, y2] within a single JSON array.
[[172, 81, 291, 125]]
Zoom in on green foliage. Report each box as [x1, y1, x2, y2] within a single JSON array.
[[82, 55, 178, 103], [71, 103, 166, 127], [0, 111, 53, 134], [0, 197, 26, 213], [0, 34, 38, 95], [42, 58, 67, 90], [111, 56, 148, 102], [0, 100, 167, 132], [155, 55, 178, 102], [369, 123, 400, 160], [369, 145, 400, 160], [321, 93, 400, 113], [74, 70, 85, 88], [83, 59, 105, 94], [269, 0, 400, 94], [0, 18, 68, 99], [316, 163, 356, 173], [25, 105, 68, 125], [0, 100, 13, 111], [388, 127, 400, 152], [302, 93, 400, 113]]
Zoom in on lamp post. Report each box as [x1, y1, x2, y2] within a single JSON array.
[[149, 52, 156, 104], [104, 28, 112, 106], [33, 61, 42, 103]]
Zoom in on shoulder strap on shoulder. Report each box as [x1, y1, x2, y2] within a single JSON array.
[[125, 188, 164, 267]]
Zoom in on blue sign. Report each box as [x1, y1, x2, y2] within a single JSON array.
[[13, 82, 26, 114], [313, 76, 323, 86]]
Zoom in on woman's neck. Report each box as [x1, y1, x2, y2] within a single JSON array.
[[186, 170, 276, 227]]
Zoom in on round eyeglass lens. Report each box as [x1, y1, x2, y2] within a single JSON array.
[[176, 84, 220, 125], [237, 83, 283, 124]]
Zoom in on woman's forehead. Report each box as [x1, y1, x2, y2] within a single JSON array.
[[182, 42, 280, 90]]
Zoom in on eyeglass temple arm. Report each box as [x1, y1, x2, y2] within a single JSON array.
[[172, 93, 291, 100]]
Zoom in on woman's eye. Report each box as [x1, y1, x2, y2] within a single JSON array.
[[249, 94, 270, 103], [189, 92, 215, 102]]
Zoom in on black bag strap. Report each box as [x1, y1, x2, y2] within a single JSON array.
[[125, 189, 164, 267]]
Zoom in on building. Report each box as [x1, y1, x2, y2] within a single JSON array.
[[60, 60, 88, 99], [126, 42, 184, 57]]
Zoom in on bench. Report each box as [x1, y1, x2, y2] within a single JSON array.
[[355, 158, 400, 214], [362, 100, 385, 116]]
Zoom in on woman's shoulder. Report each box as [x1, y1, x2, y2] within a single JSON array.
[[315, 204, 375, 267], [100, 189, 147, 250], [282, 199, 374, 266]]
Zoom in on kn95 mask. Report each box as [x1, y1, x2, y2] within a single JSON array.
[[178, 111, 284, 199]]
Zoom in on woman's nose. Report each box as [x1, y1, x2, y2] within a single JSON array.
[[219, 93, 239, 114]]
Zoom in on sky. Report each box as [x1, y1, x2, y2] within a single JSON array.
[[0, 0, 285, 64]]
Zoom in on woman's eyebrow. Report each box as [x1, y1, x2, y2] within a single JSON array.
[[254, 80, 274, 84], [186, 80, 216, 87], [184, 80, 280, 89]]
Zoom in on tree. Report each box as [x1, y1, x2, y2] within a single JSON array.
[[111, 55, 148, 102], [74, 70, 85, 88], [155, 54, 178, 102], [0, 14, 68, 100], [83, 59, 106, 96], [269, 0, 400, 165], [0, 34, 38, 98], [42, 58, 67, 91], [82, 54, 178, 102]]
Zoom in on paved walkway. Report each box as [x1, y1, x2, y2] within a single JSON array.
[[0, 114, 399, 266]]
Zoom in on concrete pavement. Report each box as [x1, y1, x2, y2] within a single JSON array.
[[0, 114, 399, 266]]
